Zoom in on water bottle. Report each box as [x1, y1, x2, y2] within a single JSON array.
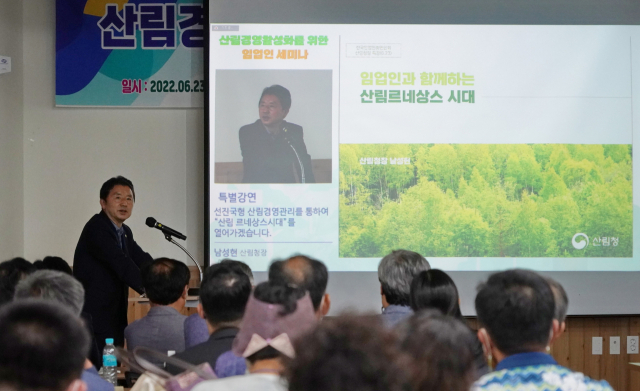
[[102, 338, 117, 385]]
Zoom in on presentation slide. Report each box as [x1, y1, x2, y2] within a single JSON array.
[[209, 24, 640, 273]]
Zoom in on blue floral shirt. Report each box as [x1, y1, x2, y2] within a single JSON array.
[[473, 352, 614, 391]]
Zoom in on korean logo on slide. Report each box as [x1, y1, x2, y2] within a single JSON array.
[[572, 233, 589, 250]]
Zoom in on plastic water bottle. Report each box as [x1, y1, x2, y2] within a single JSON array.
[[102, 338, 117, 385]]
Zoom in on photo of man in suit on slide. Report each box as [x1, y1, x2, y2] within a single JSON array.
[[239, 85, 316, 183]]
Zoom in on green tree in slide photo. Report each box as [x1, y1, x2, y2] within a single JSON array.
[[339, 144, 632, 258]]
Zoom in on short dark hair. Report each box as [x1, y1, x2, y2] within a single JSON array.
[[395, 311, 476, 391], [220, 259, 254, 284], [545, 276, 569, 322], [0, 258, 36, 307], [259, 85, 292, 111], [245, 346, 282, 364], [4, 258, 35, 275], [40, 256, 73, 275], [0, 300, 89, 391], [99, 176, 135, 201], [475, 269, 555, 355], [269, 255, 328, 310], [287, 314, 409, 391], [253, 280, 306, 316], [141, 258, 191, 305], [200, 263, 251, 325], [409, 269, 462, 318], [378, 250, 431, 306]]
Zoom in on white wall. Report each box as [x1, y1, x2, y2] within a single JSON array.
[[20, 1, 205, 265], [0, 0, 24, 259]]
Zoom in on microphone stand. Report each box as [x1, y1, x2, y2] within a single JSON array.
[[164, 234, 203, 295], [283, 127, 305, 183]]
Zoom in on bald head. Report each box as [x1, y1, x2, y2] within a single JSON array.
[[269, 255, 328, 311], [283, 257, 312, 283]]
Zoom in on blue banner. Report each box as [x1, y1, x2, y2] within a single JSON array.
[[56, 0, 203, 107]]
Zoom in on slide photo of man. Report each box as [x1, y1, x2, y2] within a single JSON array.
[[214, 70, 332, 184]]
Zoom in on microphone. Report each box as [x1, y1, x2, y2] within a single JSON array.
[[282, 126, 305, 183], [145, 217, 187, 240], [146, 217, 202, 287]]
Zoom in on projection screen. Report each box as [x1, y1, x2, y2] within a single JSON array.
[[206, 0, 640, 315]]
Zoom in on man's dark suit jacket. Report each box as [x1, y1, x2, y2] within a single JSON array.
[[167, 327, 239, 375], [73, 211, 152, 351], [239, 120, 315, 183]]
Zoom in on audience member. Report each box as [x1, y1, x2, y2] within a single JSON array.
[[125, 258, 190, 357], [169, 263, 251, 376], [269, 254, 331, 318], [0, 300, 90, 391], [378, 249, 430, 327], [15, 267, 102, 366], [473, 269, 613, 391], [15, 270, 84, 314], [14, 270, 113, 391], [396, 310, 477, 391], [4, 257, 35, 275], [410, 269, 462, 316], [221, 259, 255, 285], [546, 276, 569, 345], [193, 281, 317, 391], [41, 256, 74, 275], [0, 257, 36, 306], [409, 269, 488, 376], [287, 314, 409, 391], [184, 259, 254, 348]]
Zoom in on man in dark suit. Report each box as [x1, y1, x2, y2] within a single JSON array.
[[239, 85, 315, 183], [168, 263, 251, 375], [74, 176, 153, 355]]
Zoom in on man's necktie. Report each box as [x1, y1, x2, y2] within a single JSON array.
[[120, 231, 128, 255]]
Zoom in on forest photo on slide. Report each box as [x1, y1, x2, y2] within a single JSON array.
[[339, 144, 632, 258]]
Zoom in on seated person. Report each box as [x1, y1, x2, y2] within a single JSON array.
[[546, 276, 569, 345], [193, 281, 317, 391], [473, 269, 613, 391], [378, 250, 430, 327], [286, 314, 409, 391], [219, 259, 255, 285], [169, 263, 251, 375], [14, 270, 113, 391], [0, 300, 90, 391], [184, 259, 254, 349], [0, 257, 36, 307], [268, 254, 331, 319], [395, 310, 478, 391], [40, 256, 74, 275], [409, 269, 488, 376], [125, 258, 190, 357]]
